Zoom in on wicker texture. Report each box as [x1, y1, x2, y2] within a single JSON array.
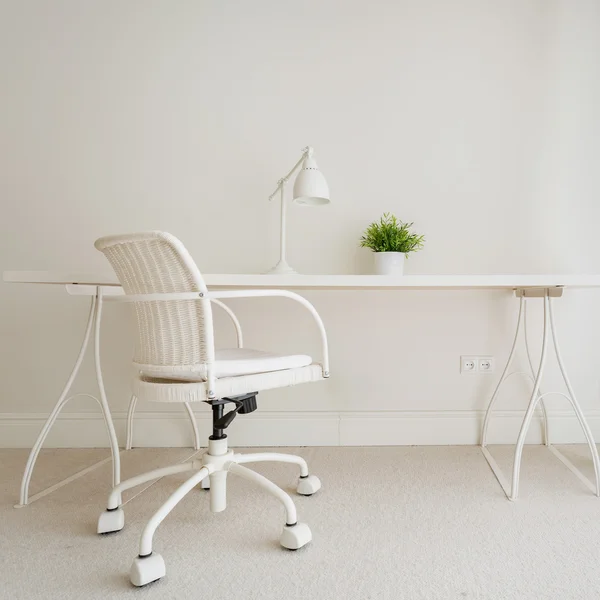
[[95, 232, 213, 374]]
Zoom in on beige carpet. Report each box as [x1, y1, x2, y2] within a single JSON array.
[[2, 445, 600, 600]]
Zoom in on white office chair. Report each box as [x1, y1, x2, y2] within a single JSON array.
[[94, 231, 329, 587]]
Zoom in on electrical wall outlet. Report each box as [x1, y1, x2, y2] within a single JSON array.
[[460, 356, 495, 374], [460, 356, 478, 373], [478, 357, 495, 373]]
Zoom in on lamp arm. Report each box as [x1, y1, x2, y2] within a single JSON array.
[[267, 146, 312, 201]]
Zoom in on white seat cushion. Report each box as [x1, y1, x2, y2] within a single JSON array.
[[133, 364, 324, 403], [213, 348, 312, 378], [138, 348, 313, 382]]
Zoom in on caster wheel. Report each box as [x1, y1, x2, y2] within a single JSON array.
[[200, 476, 210, 491], [280, 522, 312, 550], [130, 553, 166, 587], [297, 475, 321, 496], [97, 507, 125, 534]]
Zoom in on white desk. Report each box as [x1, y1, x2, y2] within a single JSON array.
[[5, 270, 600, 289], [4, 270, 600, 503]]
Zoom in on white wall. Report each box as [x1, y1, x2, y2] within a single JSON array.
[[1, 0, 600, 447]]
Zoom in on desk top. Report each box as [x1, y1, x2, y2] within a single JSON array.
[[4, 271, 600, 290]]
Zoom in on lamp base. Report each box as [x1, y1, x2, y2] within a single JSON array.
[[264, 260, 298, 275]]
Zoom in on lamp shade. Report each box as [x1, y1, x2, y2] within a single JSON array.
[[292, 154, 330, 206]]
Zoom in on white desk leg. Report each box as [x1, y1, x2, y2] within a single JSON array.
[[524, 305, 549, 446], [17, 287, 122, 506], [482, 288, 600, 500], [481, 295, 525, 446], [183, 403, 202, 450], [548, 297, 600, 496], [94, 287, 121, 488], [125, 395, 138, 450], [18, 297, 97, 506], [510, 294, 549, 500], [126, 394, 201, 451]]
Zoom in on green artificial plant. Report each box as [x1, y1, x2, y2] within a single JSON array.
[[360, 213, 425, 255]]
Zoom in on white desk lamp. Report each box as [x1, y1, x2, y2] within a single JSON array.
[[266, 146, 330, 274]]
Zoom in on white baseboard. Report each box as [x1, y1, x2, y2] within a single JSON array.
[[2, 409, 600, 448]]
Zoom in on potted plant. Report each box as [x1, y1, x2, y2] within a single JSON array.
[[360, 213, 425, 275]]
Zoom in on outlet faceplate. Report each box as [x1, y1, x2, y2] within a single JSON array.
[[460, 356, 478, 373], [478, 357, 495, 373], [460, 356, 495, 374]]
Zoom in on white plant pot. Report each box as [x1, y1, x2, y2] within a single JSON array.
[[373, 252, 405, 276]]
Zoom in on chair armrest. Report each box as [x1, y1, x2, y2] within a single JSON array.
[[210, 299, 243, 348], [207, 289, 329, 377], [108, 288, 330, 380]]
